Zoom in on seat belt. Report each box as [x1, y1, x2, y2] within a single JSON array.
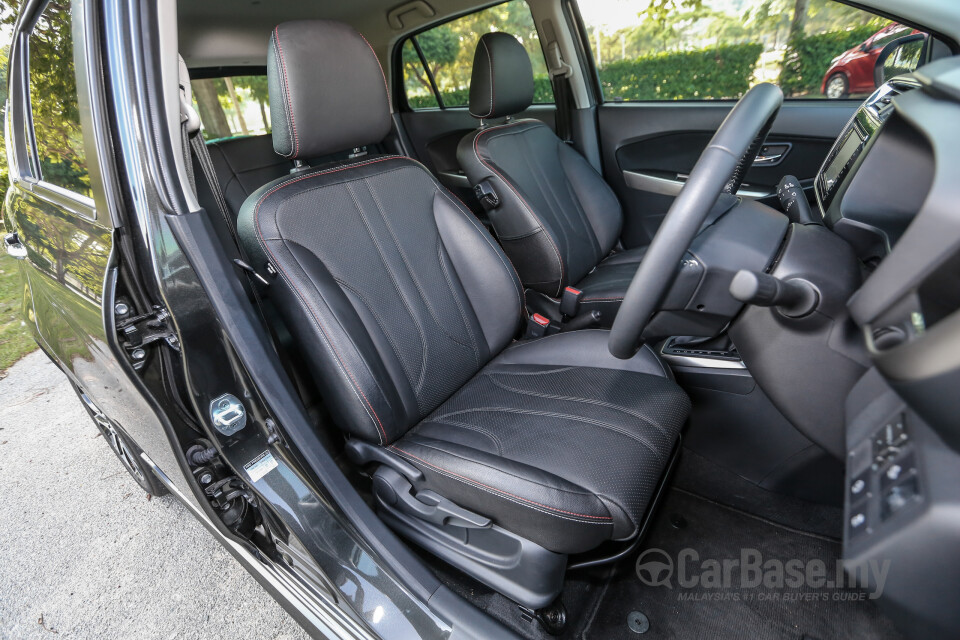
[[553, 74, 574, 145], [542, 19, 574, 144], [177, 58, 266, 286], [177, 59, 313, 412]]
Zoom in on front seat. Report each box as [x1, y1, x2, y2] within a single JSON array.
[[457, 32, 645, 325], [238, 20, 690, 609]]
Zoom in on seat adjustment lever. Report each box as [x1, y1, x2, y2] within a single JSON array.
[[374, 467, 491, 529], [345, 440, 424, 483]]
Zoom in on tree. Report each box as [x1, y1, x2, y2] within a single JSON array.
[[233, 75, 270, 130], [192, 78, 232, 139], [643, 0, 705, 27], [786, 0, 810, 45]]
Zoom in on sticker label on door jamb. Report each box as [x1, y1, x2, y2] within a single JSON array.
[[244, 450, 278, 482]]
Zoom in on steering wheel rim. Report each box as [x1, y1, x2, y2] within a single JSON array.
[[608, 83, 784, 359]]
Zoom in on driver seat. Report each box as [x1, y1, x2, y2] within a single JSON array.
[[457, 33, 644, 324], [238, 20, 690, 608]]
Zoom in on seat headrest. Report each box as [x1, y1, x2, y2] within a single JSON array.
[[469, 32, 534, 120], [267, 20, 392, 159]]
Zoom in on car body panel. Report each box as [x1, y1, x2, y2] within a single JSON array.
[[821, 23, 917, 96]]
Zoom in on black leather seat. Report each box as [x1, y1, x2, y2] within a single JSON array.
[[458, 33, 645, 324], [237, 19, 689, 603]]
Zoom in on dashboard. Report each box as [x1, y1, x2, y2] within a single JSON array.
[[815, 77, 932, 260], [825, 57, 960, 639]]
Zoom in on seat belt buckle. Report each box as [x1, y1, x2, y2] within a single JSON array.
[[560, 286, 582, 318], [473, 180, 500, 211], [526, 313, 551, 339]]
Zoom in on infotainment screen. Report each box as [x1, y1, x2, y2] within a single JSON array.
[[822, 129, 864, 192]]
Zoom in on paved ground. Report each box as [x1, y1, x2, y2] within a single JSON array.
[[0, 350, 312, 640]]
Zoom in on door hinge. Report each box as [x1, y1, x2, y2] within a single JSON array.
[[115, 304, 179, 366]]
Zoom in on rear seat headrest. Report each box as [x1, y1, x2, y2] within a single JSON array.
[[268, 20, 392, 160]]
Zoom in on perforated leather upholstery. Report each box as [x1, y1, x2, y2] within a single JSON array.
[[238, 20, 689, 555]]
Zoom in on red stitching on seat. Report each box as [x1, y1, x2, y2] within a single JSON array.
[[390, 445, 613, 521], [358, 31, 393, 113], [253, 156, 406, 444], [273, 26, 299, 158]]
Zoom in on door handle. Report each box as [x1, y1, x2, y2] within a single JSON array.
[[4, 233, 27, 259], [753, 143, 792, 167]]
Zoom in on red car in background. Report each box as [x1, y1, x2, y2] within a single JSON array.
[[821, 23, 916, 98]]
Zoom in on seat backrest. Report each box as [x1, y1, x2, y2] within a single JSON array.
[[237, 20, 524, 445], [457, 33, 623, 298], [206, 134, 295, 217]]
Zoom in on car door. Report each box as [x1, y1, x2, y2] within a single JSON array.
[[571, 0, 932, 249], [392, 0, 557, 215], [3, 0, 190, 492], [5, 0, 112, 370]]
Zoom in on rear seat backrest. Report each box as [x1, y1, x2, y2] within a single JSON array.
[[204, 134, 295, 218]]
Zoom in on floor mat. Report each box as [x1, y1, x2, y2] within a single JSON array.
[[578, 489, 905, 640], [672, 448, 843, 539]]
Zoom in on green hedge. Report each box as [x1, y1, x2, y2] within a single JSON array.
[[408, 74, 554, 110], [409, 43, 763, 107], [599, 43, 764, 101], [779, 25, 877, 96]]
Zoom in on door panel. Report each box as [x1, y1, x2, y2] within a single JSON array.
[[399, 105, 556, 214], [598, 101, 859, 248]]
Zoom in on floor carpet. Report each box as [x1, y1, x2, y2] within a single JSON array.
[[577, 489, 904, 640]]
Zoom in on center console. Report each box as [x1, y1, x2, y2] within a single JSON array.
[[843, 368, 960, 639]]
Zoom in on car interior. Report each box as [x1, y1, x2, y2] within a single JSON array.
[[158, 0, 960, 637]]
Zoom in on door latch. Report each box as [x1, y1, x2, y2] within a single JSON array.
[[210, 393, 247, 436]]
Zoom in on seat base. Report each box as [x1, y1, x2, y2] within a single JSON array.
[[372, 434, 682, 608], [372, 466, 567, 609]]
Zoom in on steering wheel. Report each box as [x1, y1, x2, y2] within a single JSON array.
[[609, 83, 784, 359]]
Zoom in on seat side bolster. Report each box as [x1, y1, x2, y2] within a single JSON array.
[[236, 166, 420, 444], [274, 241, 416, 442], [457, 124, 566, 297], [433, 190, 524, 357], [557, 141, 623, 257], [492, 329, 672, 379], [391, 435, 614, 554]]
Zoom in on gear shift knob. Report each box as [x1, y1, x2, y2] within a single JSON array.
[[729, 270, 819, 318]]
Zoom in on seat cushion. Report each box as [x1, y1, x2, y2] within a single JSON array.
[[573, 246, 647, 326], [390, 330, 689, 554]]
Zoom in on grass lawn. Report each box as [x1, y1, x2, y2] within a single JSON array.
[[0, 253, 38, 374]]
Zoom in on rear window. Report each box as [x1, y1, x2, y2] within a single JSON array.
[[191, 75, 270, 141], [27, 0, 91, 197], [400, 0, 554, 110]]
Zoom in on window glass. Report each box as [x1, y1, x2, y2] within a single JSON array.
[[28, 0, 90, 197], [576, 0, 930, 101], [402, 0, 554, 109], [191, 75, 270, 141]]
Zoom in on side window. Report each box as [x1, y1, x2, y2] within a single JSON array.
[[190, 75, 270, 141], [401, 0, 554, 110], [577, 0, 930, 101], [27, 0, 91, 197]]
